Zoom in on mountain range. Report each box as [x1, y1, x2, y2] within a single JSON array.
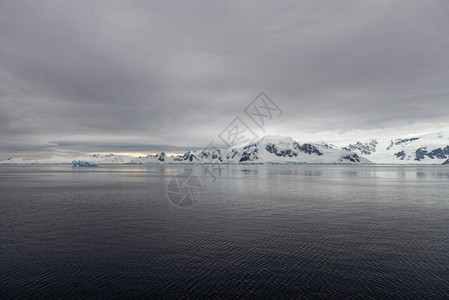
[[343, 131, 449, 165], [2, 131, 449, 165]]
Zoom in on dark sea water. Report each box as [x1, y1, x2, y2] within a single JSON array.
[[1, 165, 449, 299]]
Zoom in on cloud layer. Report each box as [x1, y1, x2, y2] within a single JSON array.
[[1, 0, 449, 158]]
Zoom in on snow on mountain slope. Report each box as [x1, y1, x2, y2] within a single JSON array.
[[0, 157, 26, 164], [0, 136, 371, 165], [132, 135, 370, 164], [229, 135, 370, 164], [343, 139, 378, 155], [4, 131, 449, 165], [344, 131, 449, 165]]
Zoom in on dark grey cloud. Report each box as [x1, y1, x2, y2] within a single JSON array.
[[1, 0, 449, 157]]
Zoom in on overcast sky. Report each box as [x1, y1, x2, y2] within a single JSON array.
[[1, 0, 449, 158]]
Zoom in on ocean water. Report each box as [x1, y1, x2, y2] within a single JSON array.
[[1, 165, 448, 299]]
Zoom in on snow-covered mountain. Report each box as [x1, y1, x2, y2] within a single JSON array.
[[3, 131, 449, 165], [223, 135, 369, 164], [0, 135, 371, 165], [343, 131, 449, 165], [0, 157, 26, 164], [343, 139, 378, 155]]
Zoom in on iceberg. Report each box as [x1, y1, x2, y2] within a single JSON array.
[[72, 160, 99, 167]]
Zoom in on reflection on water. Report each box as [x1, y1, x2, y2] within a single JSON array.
[[1, 165, 449, 299]]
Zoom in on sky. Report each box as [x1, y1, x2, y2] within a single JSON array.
[[1, 0, 449, 158]]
